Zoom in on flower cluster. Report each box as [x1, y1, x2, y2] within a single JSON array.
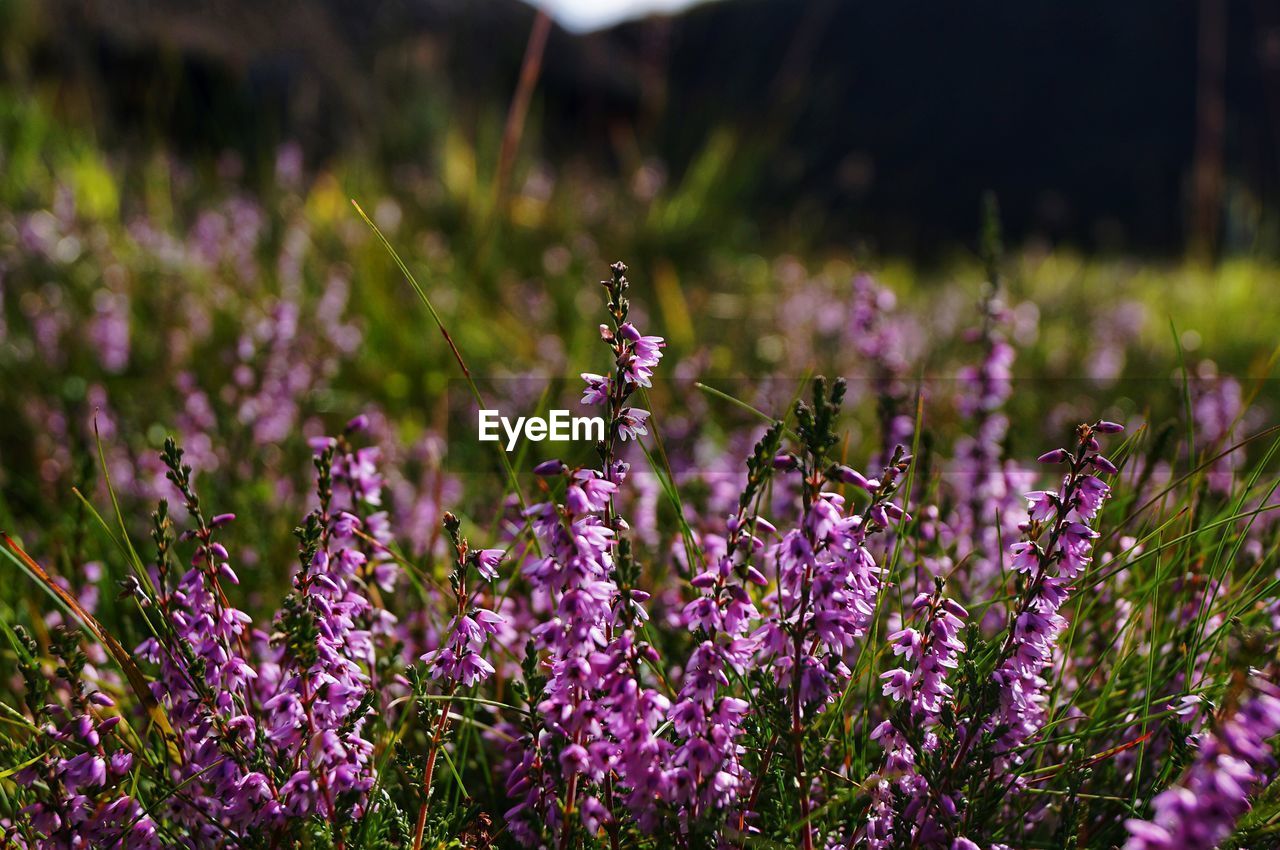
[[866, 584, 968, 848], [9, 627, 161, 849], [407, 512, 506, 849], [1125, 675, 1280, 850], [947, 279, 1033, 607], [847, 273, 915, 462], [752, 378, 913, 849], [897, 421, 1123, 844], [421, 516, 504, 688], [23, 425, 401, 846], [666, 422, 782, 832], [135, 441, 267, 841], [508, 262, 670, 844], [987, 420, 1123, 762], [755, 392, 912, 716], [258, 437, 381, 820]]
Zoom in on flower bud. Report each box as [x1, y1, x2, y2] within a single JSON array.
[[533, 459, 566, 476], [834, 465, 872, 490]]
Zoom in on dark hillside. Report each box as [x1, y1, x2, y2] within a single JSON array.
[[8, 0, 1280, 254]]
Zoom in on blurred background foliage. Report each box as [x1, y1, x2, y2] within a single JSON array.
[[1, 0, 1279, 589], [7, 0, 1280, 256]]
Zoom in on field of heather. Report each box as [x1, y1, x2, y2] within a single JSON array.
[[4, 4, 1280, 849]]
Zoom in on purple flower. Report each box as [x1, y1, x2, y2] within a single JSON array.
[[508, 264, 670, 844], [941, 290, 1038, 613], [581, 372, 610, 406], [665, 439, 777, 829], [756, 471, 904, 714], [986, 424, 1118, 770], [1039, 448, 1071, 464], [616, 322, 665, 388], [1125, 677, 1280, 850], [421, 535, 504, 690], [835, 465, 873, 489], [866, 588, 967, 848], [534, 458, 567, 476], [473, 548, 504, 581], [257, 436, 406, 820], [136, 441, 274, 837], [617, 407, 650, 441]]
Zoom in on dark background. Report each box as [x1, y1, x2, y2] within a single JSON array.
[[6, 0, 1279, 258]]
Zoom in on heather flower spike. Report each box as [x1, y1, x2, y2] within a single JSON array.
[[411, 511, 505, 849], [866, 578, 968, 849], [507, 262, 670, 845], [914, 420, 1122, 842], [752, 376, 914, 850], [1125, 674, 1280, 850]]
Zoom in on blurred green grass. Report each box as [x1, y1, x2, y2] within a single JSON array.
[[1, 81, 1278, 607]]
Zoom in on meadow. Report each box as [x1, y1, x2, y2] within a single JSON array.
[[2, 85, 1280, 849]]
